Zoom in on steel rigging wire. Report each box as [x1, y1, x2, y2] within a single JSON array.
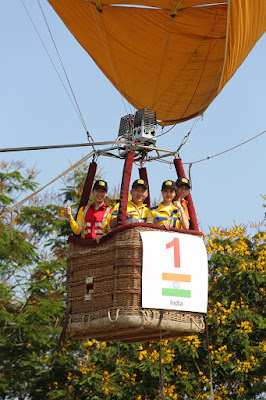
[[20, 0, 95, 148]]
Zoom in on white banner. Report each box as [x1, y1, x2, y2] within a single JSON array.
[[141, 231, 208, 313]]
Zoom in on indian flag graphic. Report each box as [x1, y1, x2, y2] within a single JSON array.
[[162, 272, 191, 298]]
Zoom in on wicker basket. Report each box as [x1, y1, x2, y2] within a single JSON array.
[[67, 225, 205, 343]]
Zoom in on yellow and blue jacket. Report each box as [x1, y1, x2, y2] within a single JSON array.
[[146, 203, 182, 228]]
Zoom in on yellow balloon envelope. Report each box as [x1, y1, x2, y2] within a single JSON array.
[[47, 0, 266, 126]]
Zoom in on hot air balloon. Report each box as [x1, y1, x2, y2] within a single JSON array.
[[47, 0, 266, 125], [50, 0, 266, 343]]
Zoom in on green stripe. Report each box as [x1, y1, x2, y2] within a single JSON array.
[[162, 288, 191, 298]]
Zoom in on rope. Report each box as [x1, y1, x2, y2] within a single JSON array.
[[188, 314, 205, 331], [151, 129, 266, 165], [188, 163, 192, 190], [185, 130, 266, 165], [20, 0, 91, 136], [141, 309, 155, 323], [158, 115, 202, 157], [1, 129, 264, 214], [117, 342, 121, 361], [204, 315, 215, 400], [108, 309, 120, 322], [170, 0, 184, 17], [36, 0, 94, 146], [58, 305, 72, 349], [10, 211, 14, 245], [157, 114, 202, 143], [159, 330, 165, 400], [0, 151, 95, 219]]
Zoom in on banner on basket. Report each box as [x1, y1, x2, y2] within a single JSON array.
[[140, 231, 208, 313]]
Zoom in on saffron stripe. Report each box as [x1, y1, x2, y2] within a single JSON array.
[[162, 288, 191, 298], [162, 273, 191, 282]]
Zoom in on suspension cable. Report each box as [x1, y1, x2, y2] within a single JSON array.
[[185, 129, 266, 165], [154, 129, 266, 165], [0, 140, 129, 153], [1, 151, 95, 218], [176, 116, 202, 154], [36, 0, 95, 146], [20, 0, 93, 144], [1, 129, 264, 165]]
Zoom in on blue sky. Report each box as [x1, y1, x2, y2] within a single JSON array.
[[1, 1, 265, 232]]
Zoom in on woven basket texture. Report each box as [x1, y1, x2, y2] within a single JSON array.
[[67, 226, 205, 342]]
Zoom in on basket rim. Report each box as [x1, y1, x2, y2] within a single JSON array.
[[68, 222, 204, 247]]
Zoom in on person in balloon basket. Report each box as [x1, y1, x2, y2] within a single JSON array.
[[173, 177, 191, 225], [147, 180, 189, 230], [109, 179, 150, 229], [64, 180, 112, 243]]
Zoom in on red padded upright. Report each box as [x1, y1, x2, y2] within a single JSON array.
[[173, 158, 199, 231], [117, 150, 134, 225], [76, 161, 97, 218], [139, 167, 150, 208]]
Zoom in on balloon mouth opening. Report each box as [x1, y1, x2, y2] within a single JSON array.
[[108, 4, 162, 10]]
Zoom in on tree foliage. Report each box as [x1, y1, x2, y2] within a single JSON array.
[[0, 161, 265, 400]]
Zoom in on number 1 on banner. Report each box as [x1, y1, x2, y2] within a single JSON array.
[[166, 238, 180, 268]]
